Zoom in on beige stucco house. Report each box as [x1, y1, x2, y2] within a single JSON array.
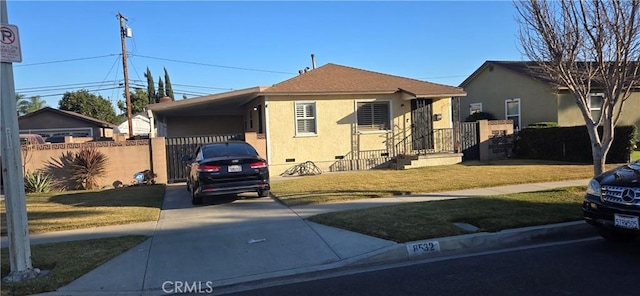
[[18, 107, 115, 141], [148, 63, 466, 175], [459, 61, 640, 131]]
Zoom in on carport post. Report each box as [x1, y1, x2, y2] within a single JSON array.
[[0, 0, 39, 282]]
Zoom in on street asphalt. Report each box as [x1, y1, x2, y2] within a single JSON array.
[[0, 178, 598, 296]]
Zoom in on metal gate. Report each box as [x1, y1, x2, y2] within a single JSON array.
[[460, 122, 479, 161], [411, 98, 434, 151], [165, 134, 244, 183]]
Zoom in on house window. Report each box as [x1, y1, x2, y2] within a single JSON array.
[[505, 98, 521, 131], [357, 101, 391, 131], [589, 93, 603, 122], [469, 103, 482, 114], [295, 102, 317, 136]]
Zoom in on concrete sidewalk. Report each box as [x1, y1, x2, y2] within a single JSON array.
[[13, 178, 595, 296]]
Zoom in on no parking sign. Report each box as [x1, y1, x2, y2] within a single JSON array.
[[1, 24, 21, 63]]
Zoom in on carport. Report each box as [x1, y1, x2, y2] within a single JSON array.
[[146, 86, 269, 183]]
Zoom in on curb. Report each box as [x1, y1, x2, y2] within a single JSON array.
[[355, 221, 593, 266], [210, 221, 596, 295]]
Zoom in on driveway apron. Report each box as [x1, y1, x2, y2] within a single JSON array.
[[60, 184, 395, 293]]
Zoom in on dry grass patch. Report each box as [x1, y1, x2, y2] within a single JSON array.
[[0, 185, 165, 235], [308, 186, 586, 243], [272, 160, 609, 206], [1, 235, 148, 296]]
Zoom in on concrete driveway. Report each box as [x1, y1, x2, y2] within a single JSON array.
[[57, 184, 396, 295]]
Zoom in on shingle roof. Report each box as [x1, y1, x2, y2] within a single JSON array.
[[487, 61, 558, 85], [19, 107, 116, 128], [262, 63, 466, 97]]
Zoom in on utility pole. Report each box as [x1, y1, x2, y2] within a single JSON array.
[[118, 12, 133, 138], [0, 0, 39, 282]]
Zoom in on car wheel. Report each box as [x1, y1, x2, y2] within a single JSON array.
[[598, 228, 638, 242], [258, 189, 270, 197], [191, 184, 203, 205], [192, 194, 203, 205]]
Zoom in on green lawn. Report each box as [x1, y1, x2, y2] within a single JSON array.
[[632, 150, 640, 161], [1, 236, 148, 296], [308, 186, 586, 243], [0, 185, 165, 235], [271, 160, 607, 206]]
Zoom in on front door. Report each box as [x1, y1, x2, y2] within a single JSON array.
[[411, 98, 434, 151]]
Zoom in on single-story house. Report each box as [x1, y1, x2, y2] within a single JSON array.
[[148, 63, 467, 176], [459, 61, 640, 131], [18, 107, 115, 141]]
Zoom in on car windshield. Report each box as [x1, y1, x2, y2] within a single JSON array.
[[202, 143, 257, 158]]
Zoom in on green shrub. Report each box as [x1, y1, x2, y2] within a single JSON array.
[[70, 148, 109, 190], [24, 171, 52, 193], [514, 125, 637, 163], [464, 112, 497, 122], [527, 122, 558, 128]]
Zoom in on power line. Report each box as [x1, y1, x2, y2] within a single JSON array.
[[33, 86, 123, 98], [130, 54, 296, 75], [14, 54, 120, 67], [16, 81, 119, 91]]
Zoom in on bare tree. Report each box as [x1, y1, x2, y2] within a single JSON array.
[[515, 0, 640, 176]]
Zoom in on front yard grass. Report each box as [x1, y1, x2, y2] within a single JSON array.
[[0, 185, 165, 235], [271, 160, 608, 206], [308, 186, 586, 243], [632, 150, 640, 162], [1, 235, 148, 296]]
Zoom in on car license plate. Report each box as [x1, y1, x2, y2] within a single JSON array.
[[614, 214, 639, 230], [228, 165, 242, 173]]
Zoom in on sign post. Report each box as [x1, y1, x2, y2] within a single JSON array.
[[0, 0, 39, 282]]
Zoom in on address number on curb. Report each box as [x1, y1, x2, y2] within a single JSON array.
[[407, 240, 441, 257]]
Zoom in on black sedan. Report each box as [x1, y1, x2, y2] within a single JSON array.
[[183, 141, 270, 205], [583, 160, 640, 241]]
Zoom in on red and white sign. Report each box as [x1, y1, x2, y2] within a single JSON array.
[[1, 24, 22, 63]]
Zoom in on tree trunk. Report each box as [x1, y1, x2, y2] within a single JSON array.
[[585, 124, 607, 176], [592, 149, 606, 177]]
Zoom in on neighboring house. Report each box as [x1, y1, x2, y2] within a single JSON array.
[[114, 113, 153, 137], [18, 107, 115, 141], [148, 63, 466, 176], [459, 61, 640, 131]]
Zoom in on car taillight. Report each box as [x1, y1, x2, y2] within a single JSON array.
[[197, 164, 221, 172], [250, 161, 268, 169]]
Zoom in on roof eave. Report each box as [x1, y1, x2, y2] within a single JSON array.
[[260, 90, 399, 96], [147, 86, 266, 112]]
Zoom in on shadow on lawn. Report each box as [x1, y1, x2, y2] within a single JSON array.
[[272, 189, 412, 205], [308, 191, 586, 243], [460, 159, 594, 166], [1, 210, 98, 236], [47, 184, 165, 208]]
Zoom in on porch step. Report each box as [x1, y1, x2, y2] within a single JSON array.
[[389, 154, 417, 170]]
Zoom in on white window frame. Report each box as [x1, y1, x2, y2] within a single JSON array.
[[294, 101, 317, 137], [505, 98, 521, 131], [469, 103, 482, 115], [355, 99, 393, 133], [588, 93, 603, 123]]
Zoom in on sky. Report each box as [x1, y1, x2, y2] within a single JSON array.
[[5, 0, 526, 112]]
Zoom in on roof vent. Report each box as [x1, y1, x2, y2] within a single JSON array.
[[159, 96, 172, 103]]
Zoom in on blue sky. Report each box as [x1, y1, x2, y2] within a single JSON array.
[[6, 1, 524, 111]]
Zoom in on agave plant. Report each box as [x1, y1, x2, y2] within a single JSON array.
[[24, 170, 52, 193], [70, 147, 109, 190]]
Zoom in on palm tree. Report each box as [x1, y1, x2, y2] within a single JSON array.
[[17, 94, 46, 115]]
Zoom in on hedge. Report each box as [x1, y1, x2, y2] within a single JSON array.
[[513, 125, 638, 163]]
